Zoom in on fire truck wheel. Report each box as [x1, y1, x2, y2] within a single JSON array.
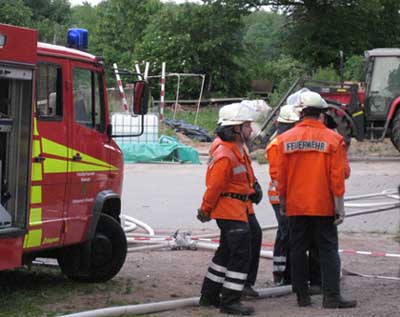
[[58, 214, 127, 283], [391, 110, 400, 151], [327, 109, 352, 150]]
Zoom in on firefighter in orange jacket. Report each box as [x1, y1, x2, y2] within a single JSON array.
[[197, 102, 263, 316], [276, 91, 357, 309]]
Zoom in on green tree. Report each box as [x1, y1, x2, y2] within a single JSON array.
[[0, 0, 32, 26], [92, 0, 162, 71], [23, 0, 72, 43], [136, 2, 248, 96]]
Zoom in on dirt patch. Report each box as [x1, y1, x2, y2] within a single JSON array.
[[44, 231, 400, 317]]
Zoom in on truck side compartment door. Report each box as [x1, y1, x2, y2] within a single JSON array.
[[27, 60, 68, 250]]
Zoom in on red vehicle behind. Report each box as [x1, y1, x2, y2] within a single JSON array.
[[262, 49, 400, 151], [0, 23, 148, 282]]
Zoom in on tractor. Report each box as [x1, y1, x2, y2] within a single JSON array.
[[261, 48, 400, 152]]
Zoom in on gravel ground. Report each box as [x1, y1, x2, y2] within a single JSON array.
[[105, 231, 400, 317]]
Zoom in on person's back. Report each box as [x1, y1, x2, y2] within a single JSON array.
[[278, 118, 346, 216]]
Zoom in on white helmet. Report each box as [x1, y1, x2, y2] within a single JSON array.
[[218, 103, 255, 126], [277, 104, 300, 123], [298, 91, 328, 110]]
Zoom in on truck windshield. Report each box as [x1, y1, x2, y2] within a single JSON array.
[[369, 56, 400, 115]]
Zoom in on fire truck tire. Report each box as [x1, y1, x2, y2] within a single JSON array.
[[58, 214, 127, 282], [327, 109, 352, 149], [390, 110, 400, 151]]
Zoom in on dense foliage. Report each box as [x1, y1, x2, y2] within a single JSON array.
[[1, 0, 400, 104]]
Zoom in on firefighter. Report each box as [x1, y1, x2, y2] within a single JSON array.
[[266, 105, 321, 292], [197, 102, 263, 316], [276, 91, 357, 309]]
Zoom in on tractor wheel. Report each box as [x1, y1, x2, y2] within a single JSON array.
[[58, 214, 127, 283], [390, 110, 400, 151], [326, 108, 353, 150]]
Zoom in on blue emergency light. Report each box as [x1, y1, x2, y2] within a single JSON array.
[[67, 28, 88, 50]]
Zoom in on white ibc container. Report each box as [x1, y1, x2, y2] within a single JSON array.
[[111, 113, 159, 143]]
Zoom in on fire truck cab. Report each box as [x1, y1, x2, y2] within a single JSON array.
[[0, 23, 148, 282]]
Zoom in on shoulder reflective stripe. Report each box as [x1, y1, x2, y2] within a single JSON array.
[[233, 165, 246, 174], [206, 272, 225, 284], [43, 158, 68, 174], [69, 162, 114, 172], [29, 207, 42, 225], [273, 265, 286, 272], [31, 186, 42, 204], [42, 138, 68, 158], [23, 229, 42, 248], [222, 281, 245, 292], [273, 256, 286, 262], [226, 270, 247, 280], [210, 262, 227, 273]]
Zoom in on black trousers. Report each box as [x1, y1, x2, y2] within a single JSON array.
[[288, 216, 340, 296], [272, 205, 321, 285], [247, 214, 262, 286], [201, 219, 251, 305]]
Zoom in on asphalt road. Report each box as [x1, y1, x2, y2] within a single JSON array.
[[121, 160, 400, 234]]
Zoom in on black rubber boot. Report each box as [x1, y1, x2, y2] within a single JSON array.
[[220, 302, 255, 315], [323, 295, 357, 309], [199, 295, 220, 308], [242, 285, 259, 298], [296, 293, 312, 307]]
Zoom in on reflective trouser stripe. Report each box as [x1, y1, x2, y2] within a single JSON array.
[[210, 262, 227, 274], [206, 272, 225, 284], [226, 270, 247, 280], [223, 281, 245, 292], [273, 256, 286, 262], [273, 265, 286, 272]]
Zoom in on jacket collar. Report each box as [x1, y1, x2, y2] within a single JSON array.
[[297, 118, 326, 129], [210, 137, 245, 162]]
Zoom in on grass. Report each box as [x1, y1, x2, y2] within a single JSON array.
[[0, 266, 132, 317], [163, 105, 219, 134]]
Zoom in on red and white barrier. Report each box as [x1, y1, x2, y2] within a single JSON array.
[[113, 63, 129, 113], [160, 62, 166, 120]]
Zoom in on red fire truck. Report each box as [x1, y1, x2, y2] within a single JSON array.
[[0, 23, 148, 282]]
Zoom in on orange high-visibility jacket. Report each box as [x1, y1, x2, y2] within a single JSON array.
[[266, 138, 280, 205], [200, 137, 256, 222], [276, 118, 348, 217]]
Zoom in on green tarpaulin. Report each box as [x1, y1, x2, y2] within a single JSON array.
[[117, 135, 200, 164]]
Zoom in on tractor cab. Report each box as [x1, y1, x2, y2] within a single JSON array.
[[364, 49, 400, 122]]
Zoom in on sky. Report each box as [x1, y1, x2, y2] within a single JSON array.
[[69, 0, 201, 6]]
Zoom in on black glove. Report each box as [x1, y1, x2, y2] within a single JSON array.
[[197, 209, 211, 223], [250, 181, 263, 205]]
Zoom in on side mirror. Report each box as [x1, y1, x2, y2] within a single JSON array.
[[133, 80, 149, 115]]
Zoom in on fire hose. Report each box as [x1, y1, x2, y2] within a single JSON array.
[[58, 188, 398, 317]]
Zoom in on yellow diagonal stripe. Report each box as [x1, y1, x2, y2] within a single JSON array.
[[42, 138, 68, 159], [29, 207, 42, 225], [31, 162, 43, 181], [42, 137, 118, 171], [31, 186, 42, 204], [33, 118, 39, 136], [23, 229, 42, 248], [43, 158, 68, 174], [70, 161, 116, 172]]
